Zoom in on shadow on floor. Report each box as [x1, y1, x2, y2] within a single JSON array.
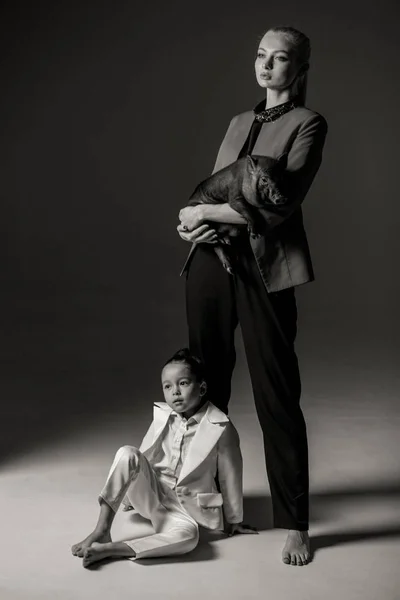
[[311, 526, 400, 555], [243, 492, 400, 555], [310, 484, 400, 524], [243, 485, 400, 527]]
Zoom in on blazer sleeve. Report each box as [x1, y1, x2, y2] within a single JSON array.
[[217, 421, 243, 524], [258, 114, 328, 231]]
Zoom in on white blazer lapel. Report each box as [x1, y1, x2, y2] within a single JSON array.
[[139, 402, 171, 454], [177, 403, 229, 485]]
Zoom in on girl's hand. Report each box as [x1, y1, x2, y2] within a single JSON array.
[[225, 522, 259, 537], [179, 206, 205, 231], [177, 223, 218, 244]]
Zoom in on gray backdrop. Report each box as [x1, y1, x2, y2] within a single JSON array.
[[1, 0, 399, 459]]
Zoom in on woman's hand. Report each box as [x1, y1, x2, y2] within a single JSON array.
[[179, 205, 205, 231], [177, 223, 218, 244]]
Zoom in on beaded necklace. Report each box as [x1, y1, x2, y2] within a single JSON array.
[[254, 97, 299, 123]]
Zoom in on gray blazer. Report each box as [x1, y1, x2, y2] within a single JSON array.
[[181, 106, 328, 292]]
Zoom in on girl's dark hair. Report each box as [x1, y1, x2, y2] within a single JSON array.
[[163, 348, 206, 382]]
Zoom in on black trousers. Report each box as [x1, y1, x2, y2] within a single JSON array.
[[185, 239, 309, 530]]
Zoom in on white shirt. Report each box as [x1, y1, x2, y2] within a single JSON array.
[[152, 402, 209, 489]]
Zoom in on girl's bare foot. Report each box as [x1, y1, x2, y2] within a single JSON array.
[[82, 542, 113, 567], [82, 541, 136, 567], [71, 530, 112, 557], [282, 530, 310, 566]]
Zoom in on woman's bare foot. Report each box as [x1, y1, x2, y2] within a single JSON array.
[[282, 530, 310, 566], [82, 541, 136, 568], [71, 529, 112, 557]]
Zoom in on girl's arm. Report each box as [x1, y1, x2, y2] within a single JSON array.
[[217, 423, 243, 525]]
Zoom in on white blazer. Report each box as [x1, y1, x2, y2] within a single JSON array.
[[139, 401, 243, 530]]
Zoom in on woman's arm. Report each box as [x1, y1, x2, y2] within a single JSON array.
[[257, 114, 328, 231], [179, 114, 327, 233], [179, 203, 246, 231], [201, 203, 247, 225]]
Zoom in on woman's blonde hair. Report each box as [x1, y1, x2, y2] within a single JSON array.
[[267, 26, 311, 106]]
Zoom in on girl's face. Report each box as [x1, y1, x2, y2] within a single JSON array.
[[255, 31, 302, 92], [161, 362, 205, 417]]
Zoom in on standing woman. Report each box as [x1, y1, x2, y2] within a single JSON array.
[[178, 26, 327, 566]]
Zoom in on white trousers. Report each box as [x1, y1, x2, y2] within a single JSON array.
[[99, 445, 199, 560]]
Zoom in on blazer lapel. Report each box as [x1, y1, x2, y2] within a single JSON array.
[[212, 111, 254, 174], [177, 403, 229, 485], [139, 402, 171, 454]]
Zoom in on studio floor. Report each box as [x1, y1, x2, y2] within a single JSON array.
[[1, 322, 400, 600]]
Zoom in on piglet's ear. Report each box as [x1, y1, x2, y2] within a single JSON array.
[[276, 153, 288, 169], [246, 155, 257, 172]]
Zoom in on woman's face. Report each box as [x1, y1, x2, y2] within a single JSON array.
[[255, 31, 302, 91]]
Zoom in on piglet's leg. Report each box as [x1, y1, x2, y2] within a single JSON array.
[[229, 198, 262, 238], [214, 246, 234, 275]]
